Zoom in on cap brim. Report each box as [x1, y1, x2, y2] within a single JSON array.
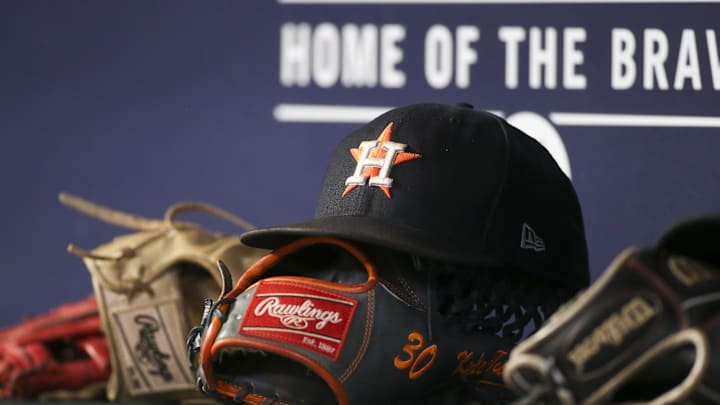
[[241, 216, 502, 268]]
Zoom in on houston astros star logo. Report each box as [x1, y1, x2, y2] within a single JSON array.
[[343, 122, 422, 198]]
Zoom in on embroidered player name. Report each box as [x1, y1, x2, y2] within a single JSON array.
[[254, 297, 344, 330], [566, 296, 656, 373], [453, 349, 508, 379]]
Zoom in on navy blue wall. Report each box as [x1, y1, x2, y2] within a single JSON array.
[[2, 1, 718, 326]]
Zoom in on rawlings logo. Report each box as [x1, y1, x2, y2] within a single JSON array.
[[253, 297, 343, 330], [133, 314, 173, 382], [240, 281, 359, 360]]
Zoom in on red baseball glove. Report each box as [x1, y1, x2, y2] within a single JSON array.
[[0, 296, 111, 399]]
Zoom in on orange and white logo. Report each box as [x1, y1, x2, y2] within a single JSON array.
[[343, 122, 422, 198]]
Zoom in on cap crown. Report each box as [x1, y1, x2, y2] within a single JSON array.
[[244, 103, 589, 288]]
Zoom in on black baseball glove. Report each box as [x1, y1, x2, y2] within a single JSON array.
[[188, 236, 570, 405]]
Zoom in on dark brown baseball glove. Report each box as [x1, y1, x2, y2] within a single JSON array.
[[504, 215, 720, 404]]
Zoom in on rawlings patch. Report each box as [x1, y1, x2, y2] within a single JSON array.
[[109, 297, 195, 395], [239, 280, 358, 360]]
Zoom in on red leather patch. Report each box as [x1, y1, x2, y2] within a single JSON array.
[[238, 280, 358, 360]]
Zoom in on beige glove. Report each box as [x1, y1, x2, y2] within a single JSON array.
[[60, 193, 266, 402]]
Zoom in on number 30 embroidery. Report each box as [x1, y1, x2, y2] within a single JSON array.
[[393, 332, 438, 379]]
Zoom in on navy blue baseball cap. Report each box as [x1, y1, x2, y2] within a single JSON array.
[[242, 103, 589, 288]]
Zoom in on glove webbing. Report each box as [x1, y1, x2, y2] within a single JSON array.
[[415, 257, 571, 343]]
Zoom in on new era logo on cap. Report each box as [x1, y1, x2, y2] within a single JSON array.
[[242, 103, 589, 289], [521, 223, 546, 252]]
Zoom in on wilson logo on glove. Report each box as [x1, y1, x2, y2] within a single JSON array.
[[566, 295, 658, 374], [240, 281, 358, 360]]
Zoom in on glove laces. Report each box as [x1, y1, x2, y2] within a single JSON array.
[[60, 192, 254, 298]]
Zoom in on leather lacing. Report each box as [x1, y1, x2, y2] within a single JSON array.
[[59, 192, 254, 298]]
